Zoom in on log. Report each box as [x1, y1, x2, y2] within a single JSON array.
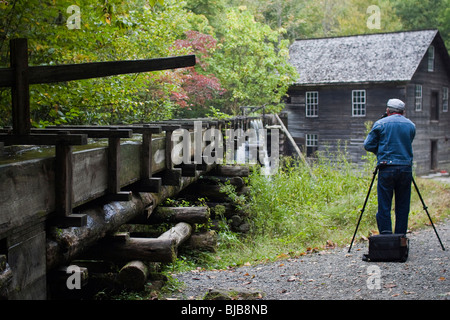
[[185, 184, 230, 201], [215, 165, 250, 177], [185, 231, 218, 252], [46, 174, 210, 270], [207, 202, 236, 218], [84, 236, 177, 263], [81, 223, 191, 263], [147, 206, 210, 224], [118, 260, 149, 291], [158, 222, 192, 247], [200, 176, 245, 189]]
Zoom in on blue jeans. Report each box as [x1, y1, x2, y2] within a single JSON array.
[[376, 165, 412, 234]]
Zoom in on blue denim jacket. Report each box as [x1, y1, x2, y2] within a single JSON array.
[[364, 114, 416, 166]]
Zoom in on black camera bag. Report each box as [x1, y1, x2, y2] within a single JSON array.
[[362, 234, 409, 262]]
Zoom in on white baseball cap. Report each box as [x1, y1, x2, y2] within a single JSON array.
[[387, 98, 405, 110]]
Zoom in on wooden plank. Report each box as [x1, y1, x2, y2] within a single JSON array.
[[55, 144, 73, 217], [30, 128, 133, 139], [10, 38, 30, 135], [106, 135, 132, 201], [47, 124, 163, 135], [0, 55, 196, 87], [0, 133, 88, 146]]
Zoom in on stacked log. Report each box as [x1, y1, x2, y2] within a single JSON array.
[[47, 165, 250, 296], [83, 222, 192, 263], [118, 261, 149, 291]]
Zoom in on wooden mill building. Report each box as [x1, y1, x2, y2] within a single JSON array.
[[285, 29, 450, 174]]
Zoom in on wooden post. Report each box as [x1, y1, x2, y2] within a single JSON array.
[[55, 144, 73, 218], [10, 38, 30, 135], [54, 141, 87, 227], [137, 125, 162, 193], [106, 133, 132, 202], [161, 125, 182, 186]]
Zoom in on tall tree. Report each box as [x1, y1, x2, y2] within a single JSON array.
[[392, 0, 450, 52], [210, 7, 298, 114], [0, 0, 195, 126]]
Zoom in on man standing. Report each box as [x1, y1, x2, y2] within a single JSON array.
[[364, 99, 416, 234]]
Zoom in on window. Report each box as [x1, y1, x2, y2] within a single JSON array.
[[443, 87, 448, 112], [415, 84, 422, 111], [306, 134, 318, 157], [428, 46, 435, 72], [306, 91, 319, 117], [352, 90, 366, 117]]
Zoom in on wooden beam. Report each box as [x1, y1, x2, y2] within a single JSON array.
[[137, 128, 162, 193], [0, 133, 88, 146], [30, 128, 133, 139], [106, 135, 132, 202], [47, 125, 163, 135], [0, 55, 196, 87], [52, 143, 87, 227], [55, 144, 73, 217], [10, 38, 30, 135]]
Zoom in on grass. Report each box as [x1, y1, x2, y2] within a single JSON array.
[[166, 150, 450, 274]]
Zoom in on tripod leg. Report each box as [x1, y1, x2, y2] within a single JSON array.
[[412, 177, 445, 251], [348, 167, 378, 253]]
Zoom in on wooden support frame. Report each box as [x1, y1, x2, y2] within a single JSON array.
[[0, 38, 197, 229], [160, 125, 183, 186], [52, 143, 87, 228], [0, 51, 196, 87], [105, 135, 132, 202], [10, 38, 30, 135], [136, 126, 162, 193]]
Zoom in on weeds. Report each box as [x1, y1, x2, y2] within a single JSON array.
[[165, 148, 449, 271]]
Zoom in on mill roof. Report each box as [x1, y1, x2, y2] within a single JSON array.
[[289, 30, 445, 86]]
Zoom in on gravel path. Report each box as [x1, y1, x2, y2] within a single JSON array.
[[170, 219, 449, 300]]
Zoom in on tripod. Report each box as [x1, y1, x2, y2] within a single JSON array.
[[348, 166, 446, 253]]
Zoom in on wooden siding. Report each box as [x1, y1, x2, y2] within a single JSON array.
[[286, 84, 406, 163], [286, 37, 450, 175], [407, 38, 450, 173]]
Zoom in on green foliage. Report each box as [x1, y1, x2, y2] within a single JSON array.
[[1, 0, 448, 126], [391, 0, 450, 52], [210, 7, 298, 114], [0, 0, 194, 127], [247, 154, 377, 245]]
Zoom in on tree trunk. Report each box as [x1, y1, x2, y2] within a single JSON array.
[[130, 206, 210, 225], [152, 206, 209, 224], [88, 237, 176, 263], [46, 174, 207, 270], [118, 260, 149, 290], [186, 230, 218, 252], [158, 222, 192, 247], [81, 223, 192, 263], [215, 165, 249, 177]]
